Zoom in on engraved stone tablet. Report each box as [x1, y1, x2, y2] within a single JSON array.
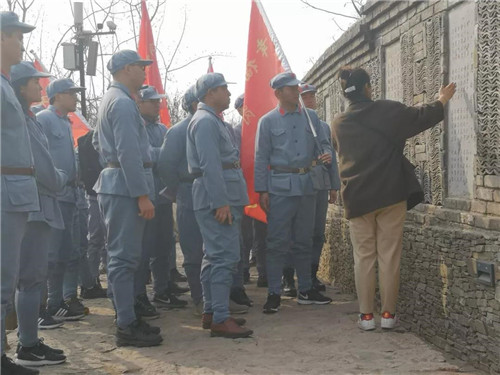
[[384, 42, 402, 101], [447, 1, 477, 197]]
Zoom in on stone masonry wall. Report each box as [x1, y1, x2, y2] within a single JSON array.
[[304, 1, 500, 373]]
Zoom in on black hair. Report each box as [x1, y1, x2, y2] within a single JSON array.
[[12, 77, 31, 112], [338, 66, 371, 101], [49, 96, 56, 105]]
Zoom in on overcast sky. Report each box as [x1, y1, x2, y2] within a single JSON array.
[[3, 0, 359, 118]]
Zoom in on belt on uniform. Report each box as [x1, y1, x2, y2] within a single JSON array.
[[1, 166, 35, 176], [270, 160, 318, 175], [107, 162, 154, 169], [191, 161, 241, 179]]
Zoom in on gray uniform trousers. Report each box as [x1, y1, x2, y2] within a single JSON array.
[[196, 206, 243, 323], [312, 190, 329, 265], [1, 212, 28, 353], [16, 221, 51, 346], [134, 202, 172, 297], [47, 201, 76, 312], [87, 195, 106, 279], [176, 183, 203, 305], [253, 219, 267, 278], [98, 194, 145, 328], [266, 194, 316, 295], [232, 214, 253, 289]]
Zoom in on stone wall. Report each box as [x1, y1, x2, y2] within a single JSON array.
[[304, 1, 500, 373]]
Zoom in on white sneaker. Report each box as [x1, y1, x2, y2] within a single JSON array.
[[358, 313, 376, 331], [381, 312, 398, 329]]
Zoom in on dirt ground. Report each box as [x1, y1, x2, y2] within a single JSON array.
[[6, 264, 481, 375]]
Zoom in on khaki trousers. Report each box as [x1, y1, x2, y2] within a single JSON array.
[[349, 201, 406, 314]]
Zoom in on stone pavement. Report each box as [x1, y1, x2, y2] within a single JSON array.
[[6, 272, 482, 374]]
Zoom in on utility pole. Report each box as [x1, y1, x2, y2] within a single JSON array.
[[69, 2, 115, 119]]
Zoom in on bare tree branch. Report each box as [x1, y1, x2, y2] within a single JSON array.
[[167, 54, 230, 74], [165, 8, 186, 72], [299, 0, 358, 19], [351, 0, 362, 17], [333, 18, 346, 32]]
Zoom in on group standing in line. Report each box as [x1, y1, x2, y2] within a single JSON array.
[[1, 9, 456, 375]]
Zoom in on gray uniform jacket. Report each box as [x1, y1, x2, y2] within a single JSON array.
[[1, 72, 39, 212], [320, 120, 341, 191], [187, 103, 249, 211], [157, 115, 192, 198], [233, 121, 242, 151], [144, 117, 167, 204], [92, 82, 154, 200], [25, 112, 67, 229], [254, 106, 332, 196], [37, 105, 77, 203]]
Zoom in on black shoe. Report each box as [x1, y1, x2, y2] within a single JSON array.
[[311, 264, 326, 292], [153, 290, 188, 308], [243, 268, 250, 284], [230, 287, 253, 307], [116, 320, 162, 347], [38, 309, 64, 329], [81, 284, 107, 299], [15, 340, 66, 367], [297, 289, 332, 305], [135, 294, 160, 320], [137, 318, 161, 335], [17, 339, 64, 355], [263, 293, 281, 314], [167, 281, 190, 295], [2, 355, 39, 374], [282, 268, 297, 298], [49, 302, 84, 321], [257, 276, 268, 288], [170, 268, 187, 282], [64, 296, 86, 315]]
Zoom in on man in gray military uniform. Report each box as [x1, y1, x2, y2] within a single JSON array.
[[255, 72, 333, 314], [1, 12, 40, 375], [134, 85, 187, 318], [93, 50, 162, 347], [300, 83, 340, 291], [158, 85, 205, 316], [187, 73, 253, 338], [37, 78, 87, 321]]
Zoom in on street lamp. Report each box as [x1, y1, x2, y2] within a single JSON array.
[[63, 1, 115, 119]]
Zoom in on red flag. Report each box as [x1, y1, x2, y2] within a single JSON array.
[[32, 58, 91, 147], [138, 0, 171, 127], [241, 0, 288, 223], [207, 56, 214, 73]]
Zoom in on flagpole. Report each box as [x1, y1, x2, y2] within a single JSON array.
[[254, 0, 324, 154]]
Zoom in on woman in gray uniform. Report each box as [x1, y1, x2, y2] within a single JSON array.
[[11, 61, 68, 367]]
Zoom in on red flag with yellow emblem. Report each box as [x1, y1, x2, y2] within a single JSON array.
[[32, 58, 91, 147], [138, 0, 171, 127], [241, 0, 289, 222]]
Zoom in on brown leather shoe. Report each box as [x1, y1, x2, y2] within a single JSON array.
[[202, 313, 246, 329], [210, 318, 253, 338]]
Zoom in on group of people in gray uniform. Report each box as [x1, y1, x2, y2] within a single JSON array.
[[1, 10, 340, 375]]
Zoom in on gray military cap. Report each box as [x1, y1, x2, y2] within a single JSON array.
[[46, 78, 84, 99], [139, 85, 165, 100], [195, 73, 234, 100], [0, 11, 35, 32], [299, 83, 317, 94], [182, 85, 198, 112], [234, 94, 244, 109], [107, 50, 153, 74], [270, 72, 301, 90], [11, 61, 51, 84]]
